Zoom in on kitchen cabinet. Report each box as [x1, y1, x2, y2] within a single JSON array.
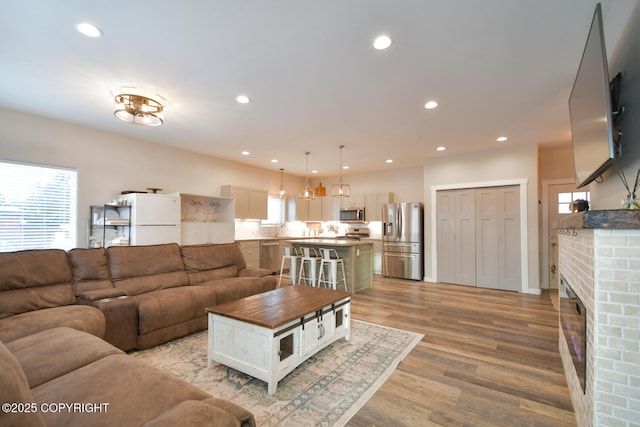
[[372, 239, 383, 274], [221, 185, 268, 219], [364, 192, 394, 221], [238, 240, 260, 268], [349, 194, 365, 209], [89, 204, 131, 248], [180, 194, 235, 245], [294, 196, 338, 222]]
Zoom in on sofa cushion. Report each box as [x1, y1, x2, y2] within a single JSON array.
[[68, 247, 114, 294], [0, 249, 75, 319], [0, 305, 106, 343], [197, 277, 268, 305], [143, 400, 240, 427], [0, 339, 46, 427], [134, 286, 218, 335], [181, 243, 246, 273], [7, 327, 122, 388], [108, 244, 189, 296], [31, 354, 217, 427], [187, 264, 239, 285]]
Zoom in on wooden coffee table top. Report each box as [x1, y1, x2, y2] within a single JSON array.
[[206, 286, 351, 329]]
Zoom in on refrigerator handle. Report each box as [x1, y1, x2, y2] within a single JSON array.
[[384, 222, 393, 236]]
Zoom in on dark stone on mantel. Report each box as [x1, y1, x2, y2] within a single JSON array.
[[554, 210, 640, 229]]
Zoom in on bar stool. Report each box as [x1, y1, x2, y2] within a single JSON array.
[[317, 248, 347, 291], [278, 246, 300, 287], [298, 247, 321, 287]]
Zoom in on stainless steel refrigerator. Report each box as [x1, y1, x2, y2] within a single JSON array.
[[382, 202, 423, 280]]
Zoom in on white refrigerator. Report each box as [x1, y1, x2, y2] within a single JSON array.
[[118, 193, 181, 245]]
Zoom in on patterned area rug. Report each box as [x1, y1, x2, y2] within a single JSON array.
[[131, 320, 423, 426]]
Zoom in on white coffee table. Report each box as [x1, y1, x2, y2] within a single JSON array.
[[206, 286, 351, 395]]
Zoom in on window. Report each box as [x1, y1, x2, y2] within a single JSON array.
[[558, 191, 590, 214], [0, 161, 77, 252], [265, 195, 285, 224]]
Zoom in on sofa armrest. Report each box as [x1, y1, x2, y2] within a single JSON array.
[[238, 267, 272, 278], [78, 288, 128, 302], [78, 296, 138, 351]]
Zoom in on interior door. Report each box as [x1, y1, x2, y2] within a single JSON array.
[[437, 189, 475, 286]]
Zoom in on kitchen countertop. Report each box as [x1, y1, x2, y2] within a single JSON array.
[[286, 238, 373, 247]]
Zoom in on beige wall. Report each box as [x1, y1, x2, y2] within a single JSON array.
[[0, 108, 308, 245], [0, 108, 422, 246], [423, 143, 540, 293]]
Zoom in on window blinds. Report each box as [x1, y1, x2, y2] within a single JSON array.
[[0, 161, 77, 252]]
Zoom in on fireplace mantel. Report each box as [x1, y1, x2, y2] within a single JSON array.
[[555, 209, 640, 230]]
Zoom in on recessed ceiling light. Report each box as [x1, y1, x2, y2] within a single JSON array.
[[436, 146, 446, 152], [424, 101, 439, 110], [385, 159, 393, 164], [343, 165, 350, 170], [76, 22, 102, 38], [236, 95, 250, 104], [373, 35, 392, 50], [271, 159, 278, 163], [241, 150, 250, 156], [496, 136, 508, 142], [311, 170, 319, 174]]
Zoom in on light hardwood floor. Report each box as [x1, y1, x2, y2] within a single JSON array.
[[345, 276, 576, 427]]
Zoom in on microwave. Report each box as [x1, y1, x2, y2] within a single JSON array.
[[340, 207, 365, 222]]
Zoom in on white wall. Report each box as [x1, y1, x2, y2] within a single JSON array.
[[423, 143, 540, 293]]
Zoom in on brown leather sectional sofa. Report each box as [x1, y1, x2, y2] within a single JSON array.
[[0, 242, 277, 427]]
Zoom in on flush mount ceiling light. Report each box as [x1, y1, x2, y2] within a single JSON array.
[[236, 95, 251, 104], [373, 35, 392, 50], [76, 22, 102, 38], [114, 93, 164, 126], [332, 145, 351, 198], [424, 100, 439, 109], [298, 152, 315, 200]]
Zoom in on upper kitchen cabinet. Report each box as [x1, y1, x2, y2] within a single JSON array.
[[221, 185, 268, 219], [365, 192, 394, 221], [349, 194, 365, 209], [292, 196, 338, 221]]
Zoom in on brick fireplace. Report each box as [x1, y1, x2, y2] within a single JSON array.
[[557, 211, 640, 426]]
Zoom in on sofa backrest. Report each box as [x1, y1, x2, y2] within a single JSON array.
[[0, 249, 76, 320], [107, 244, 188, 296], [68, 247, 114, 295], [181, 243, 246, 285], [0, 339, 46, 426]]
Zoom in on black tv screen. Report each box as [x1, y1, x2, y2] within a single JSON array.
[[569, 3, 616, 189]]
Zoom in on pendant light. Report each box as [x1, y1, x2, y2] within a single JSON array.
[[278, 168, 286, 198], [332, 145, 350, 197], [298, 152, 315, 199]]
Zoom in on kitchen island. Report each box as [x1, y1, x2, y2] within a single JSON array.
[[286, 239, 373, 293]]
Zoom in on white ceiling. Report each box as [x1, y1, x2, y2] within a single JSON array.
[[0, 0, 630, 178]]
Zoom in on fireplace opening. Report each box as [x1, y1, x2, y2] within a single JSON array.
[[560, 275, 587, 393]]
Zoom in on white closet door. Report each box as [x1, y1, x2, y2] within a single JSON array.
[[456, 189, 476, 286], [476, 188, 499, 287], [437, 186, 520, 291], [498, 186, 521, 291], [436, 191, 456, 284], [437, 189, 475, 286]]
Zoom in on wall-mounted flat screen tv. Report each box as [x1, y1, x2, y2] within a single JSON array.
[[569, 3, 617, 189]]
